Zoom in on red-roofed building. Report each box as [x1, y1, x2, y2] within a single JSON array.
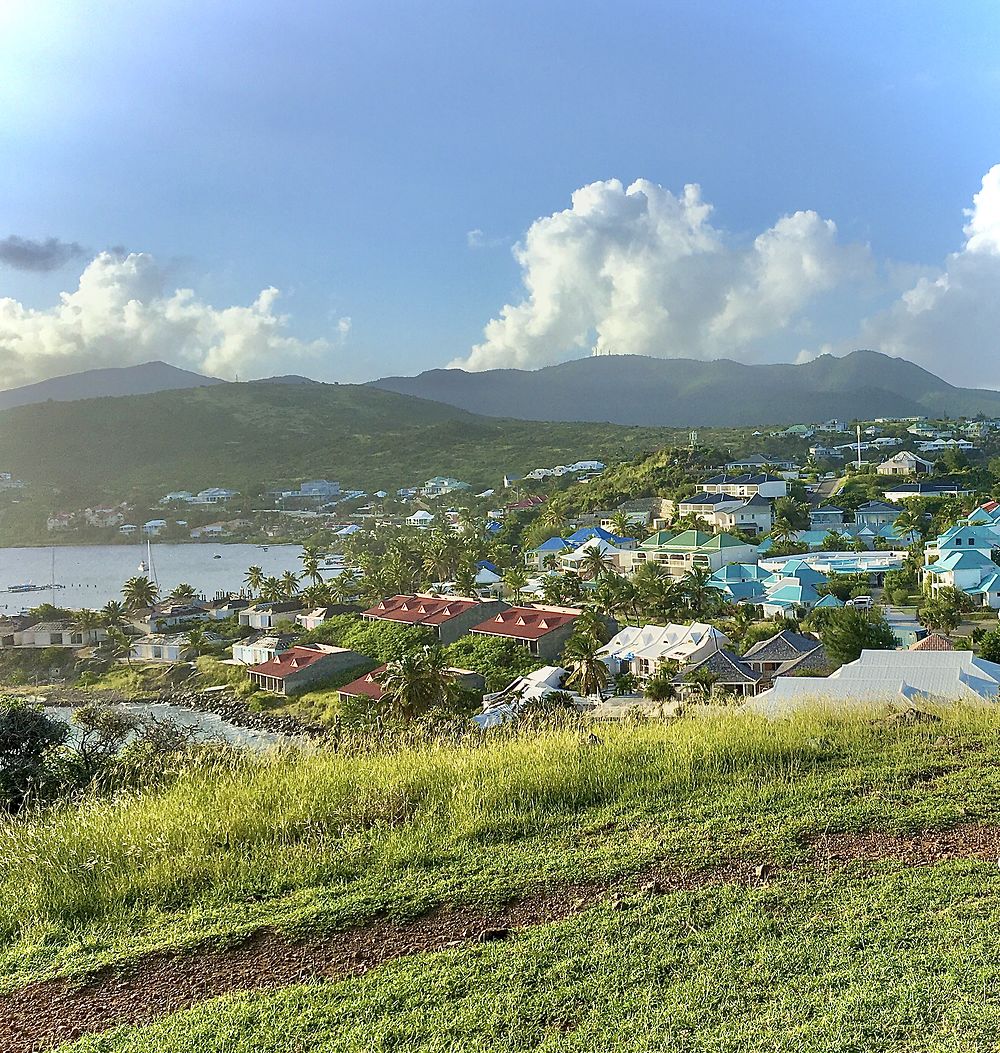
[[360, 595, 507, 644], [337, 663, 485, 706], [909, 633, 956, 652], [505, 495, 546, 512], [470, 605, 584, 659], [247, 645, 368, 696]]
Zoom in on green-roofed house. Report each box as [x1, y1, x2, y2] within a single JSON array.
[[621, 529, 759, 578]]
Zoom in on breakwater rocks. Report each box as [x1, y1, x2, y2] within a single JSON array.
[[143, 690, 328, 740]]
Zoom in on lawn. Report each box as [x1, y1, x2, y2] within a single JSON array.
[[58, 860, 1000, 1052], [3, 706, 1000, 996]]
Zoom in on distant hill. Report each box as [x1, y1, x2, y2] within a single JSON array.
[[0, 361, 224, 411], [371, 351, 1000, 426], [0, 381, 671, 504]]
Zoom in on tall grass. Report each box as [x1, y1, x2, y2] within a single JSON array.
[[2, 706, 998, 984]]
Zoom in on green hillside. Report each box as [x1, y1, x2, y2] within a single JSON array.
[[0, 381, 678, 503], [4, 709, 1000, 1051]]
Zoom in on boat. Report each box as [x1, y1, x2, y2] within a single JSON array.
[[138, 560, 149, 573], [213, 554, 222, 560], [8, 583, 41, 594]]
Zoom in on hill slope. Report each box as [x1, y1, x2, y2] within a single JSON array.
[[0, 361, 224, 411], [0, 381, 673, 500], [371, 350, 1000, 426]]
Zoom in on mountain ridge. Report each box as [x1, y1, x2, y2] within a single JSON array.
[[370, 350, 1000, 426]]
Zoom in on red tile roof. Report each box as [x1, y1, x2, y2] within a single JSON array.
[[361, 595, 481, 627], [471, 605, 580, 640], [909, 633, 955, 651], [338, 664, 388, 701], [248, 646, 335, 679], [505, 495, 546, 510], [982, 501, 999, 512]]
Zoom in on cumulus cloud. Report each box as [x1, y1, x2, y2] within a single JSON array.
[[0, 235, 86, 272], [0, 252, 332, 388], [454, 178, 870, 371], [862, 164, 1000, 387]]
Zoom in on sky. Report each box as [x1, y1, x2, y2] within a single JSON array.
[[2, 0, 1000, 388]]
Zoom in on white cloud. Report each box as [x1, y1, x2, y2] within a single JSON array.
[[862, 164, 1000, 387], [0, 252, 333, 387], [454, 178, 870, 371]]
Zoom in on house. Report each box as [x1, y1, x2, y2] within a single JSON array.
[[338, 664, 484, 707], [622, 530, 759, 578], [680, 492, 773, 536], [131, 632, 218, 663], [361, 595, 508, 644], [247, 645, 369, 696], [0, 615, 36, 648], [295, 605, 356, 630], [190, 488, 240, 505], [724, 454, 799, 472], [238, 601, 305, 630], [742, 630, 828, 684], [143, 520, 167, 536], [470, 605, 584, 660], [565, 526, 637, 549], [876, 451, 935, 476], [707, 562, 770, 603], [882, 481, 973, 503], [809, 506, 845, 531], [160, 491, 195, 504], [910, 633, 954, 651], [526, 537, 573, 570], [559, 536, 629, 575], [922, 522, 1000, 607], [13, 621, 105, 649], [567, 460, 606, 473], [46, 513, 75, 532], [422, 477, 471, 497], [473, 666, 579, 727], [598, 623, 730, 682], [671, 649, 762, 698], [206, 597, 250, 621], [119, 524, 138, 535], [853, 501, 900, 529], [747, 650, 1000, 715], [701, 473, 788, 499], [231, 632, 296, 666], [144, 602, 212, 631], [405, 510, 435, 529]]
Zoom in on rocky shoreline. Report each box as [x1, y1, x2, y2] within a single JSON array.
[[11, 685, 328, 741]]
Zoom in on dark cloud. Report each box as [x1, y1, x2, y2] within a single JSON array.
[[0, 235, 87, 272]]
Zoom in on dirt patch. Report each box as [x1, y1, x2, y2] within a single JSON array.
[[3, 824, 1000, 1053], [809, 822, 1000, 868], [0, 864, 757, 1053]]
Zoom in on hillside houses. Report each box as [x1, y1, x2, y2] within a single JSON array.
[[876, 451, 935, 476], [622, 530, 759, 578], [469, 605, 584, 659], [677, 492, 773, 536], [700, 473, 788, 499], [597, 623, 729, 683], [361, 595, 507, 644]]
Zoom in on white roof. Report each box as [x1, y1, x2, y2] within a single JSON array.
[[598, 623, 729, 664], [746, 649, 1000, 716], [475, 666, 574, 727], [561, 537, 623, 561]]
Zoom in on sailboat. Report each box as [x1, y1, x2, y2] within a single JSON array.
[[138, 539, 158, 583]]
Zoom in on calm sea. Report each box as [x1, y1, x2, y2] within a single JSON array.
[[0, 543, 320, 611]]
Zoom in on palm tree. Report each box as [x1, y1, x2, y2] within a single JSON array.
[[540, 495, 569, 532], [608, 511, 633, 539], [378, 648, 458, 720], [185, 625, 211, 657], [101, 626, 134, 667], [682, 566, 720, 618], [453, 564, 478, 597], [279, 570, 301, 599], [101, 600, 128, 628], [331, 570, 362, 605], [300, 546, 324, 587], [563, 632, 609, 698], [769, 517, 798, 547], [72, 609, 104, 634], [168, 582, 198, 603], [574, 607, 611, 645], [894, 508, 923, 541], [244, 565, 265, 596], [502, 566, 529, 604], [260, 576, 284, 602], [122, 575, 159, 611], [579, 544, 615, 582]]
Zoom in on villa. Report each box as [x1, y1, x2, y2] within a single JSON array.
[[361, 595, 507, 644], [621, 530, 758, 578], [469, 605, 584, 660], [597, 623, 730, 683]]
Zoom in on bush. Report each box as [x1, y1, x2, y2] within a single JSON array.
[[442, 635, 543, 692], [821, 607, 896, 666]]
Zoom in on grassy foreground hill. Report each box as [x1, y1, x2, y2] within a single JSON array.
[[4, 708, 1000, 1050], [0, 381, 677, 504]]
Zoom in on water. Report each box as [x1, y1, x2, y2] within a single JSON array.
[[0, 543, 320, 611], [44, 702, 291, 750]]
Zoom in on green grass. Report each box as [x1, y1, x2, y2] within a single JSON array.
[[3, 707, 1000, 992], [60, 862, 1000, 1052]]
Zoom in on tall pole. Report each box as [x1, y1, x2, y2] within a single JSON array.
[[856, 424, 862, 469]]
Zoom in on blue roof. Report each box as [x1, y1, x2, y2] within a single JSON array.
[[477, 560, 499, 572], [709, 580, 766, 601], [534, 536, 572, 552], [814, 593, 844, 608], [566, 526, 634, 545], [709, 562, 768, 583]]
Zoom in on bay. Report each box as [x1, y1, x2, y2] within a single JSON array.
[[0, 543, 322, 611]]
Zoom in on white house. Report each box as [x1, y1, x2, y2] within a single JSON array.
[[876, 451, 935, 476], [143, 520, 167, 536], [406, 510, 435, 528], [700, 473, 788, 499], [231, 633, 296, 666], [747, 650, 1000, 715], [12, 621, 105, 649], [598, 623, 730, 682], [130, 633, 217, 663], [238, 601, 304, 630]]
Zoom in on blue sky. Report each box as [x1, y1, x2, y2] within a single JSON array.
[[2, 0, 1000, 386]]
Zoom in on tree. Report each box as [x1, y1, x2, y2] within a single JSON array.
[[562, 632, 609, 698], [378, 648, 459, 720], [244, 565, 265, 596], [682, 566, 721, 617], [168, 582, 198, 603], [280, 571, 301, 599], [893, 508, 924, 540], [979, 628, 1000, 664], [917, 597, 962, 634], [122, 575, 158, 611], [72, 609, 104, 634], [502, 566, 529, 604], [579, 545, 615, 582], [452, 565, 478, 597], [185, 625, 212, 657], [608, 511, 633, 539], [101, 600, 128, 628], [769, 517, 798, 547], [0, 702, 67, 813], [773, 497, 810, 531], [300, 546, 324, 587], [260, 576, 285, 602], [644, 664, 678, 704], [821, 607, 896, 666]]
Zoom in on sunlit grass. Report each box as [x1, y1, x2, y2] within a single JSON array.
[[3, 705, 1000, 988]]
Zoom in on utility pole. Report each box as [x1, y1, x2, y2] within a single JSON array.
[[856, 424, 862, 469]]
